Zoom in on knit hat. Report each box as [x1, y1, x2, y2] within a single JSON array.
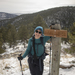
[[34, 26, 43, 35]]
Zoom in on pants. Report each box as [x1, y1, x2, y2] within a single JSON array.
[[28, 57, 44, 75]]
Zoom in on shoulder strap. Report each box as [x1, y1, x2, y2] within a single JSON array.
[[32, 36, 37, 59], [40, 37, 43, 45], [40, 37, 49, 56], [40, 37, 45, 53]]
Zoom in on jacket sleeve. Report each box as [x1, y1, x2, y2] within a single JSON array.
[[22, 39, 31, 58], [44, 36, 52, 43]]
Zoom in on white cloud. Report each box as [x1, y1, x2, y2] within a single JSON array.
[[0, 0, 75, 14]]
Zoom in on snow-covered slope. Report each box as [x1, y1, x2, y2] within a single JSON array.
[[0, 42, 75, 75]]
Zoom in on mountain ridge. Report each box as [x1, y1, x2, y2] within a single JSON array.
[[0, 12, 18, 21], [0, 6, 75, 29]]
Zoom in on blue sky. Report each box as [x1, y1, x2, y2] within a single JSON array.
[[0, 0, 75, 14]]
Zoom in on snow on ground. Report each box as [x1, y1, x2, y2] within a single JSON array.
[[2, 43, 27, 55], [0, 42, 75, 75], [59, 67, 75, 75]]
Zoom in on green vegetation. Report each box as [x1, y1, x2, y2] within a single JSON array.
[[6, 24, 18, 48], [32, 15, 48, 30], [0, 15, 48, 54], [18, 25, 29, 48], [0, 33, 5, 53], [65, 22, 75, 54]]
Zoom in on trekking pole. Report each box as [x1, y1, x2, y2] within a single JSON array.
[[19, 54, 24, 75]]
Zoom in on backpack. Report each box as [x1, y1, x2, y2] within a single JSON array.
[[28, 35, 48, 59]]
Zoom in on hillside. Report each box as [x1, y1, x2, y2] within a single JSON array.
[[0, 6, 75, 29], [0, 12, 18, 21]]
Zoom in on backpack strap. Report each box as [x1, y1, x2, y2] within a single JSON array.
[[32, 35, 37, 59], [40, 37, 45, 53], [40, 37, 49, 56]]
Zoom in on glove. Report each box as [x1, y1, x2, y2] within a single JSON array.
[[18, 56, 23, 60]]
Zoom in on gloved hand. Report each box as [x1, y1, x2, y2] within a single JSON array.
[[18, 56, 23, 60]]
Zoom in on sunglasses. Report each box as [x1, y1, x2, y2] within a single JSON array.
[[36, 30, 42, 34]]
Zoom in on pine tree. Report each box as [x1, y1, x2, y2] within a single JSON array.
[[27, 23, 34, 38], [68, 22, 75, 53], [0, 33, 5, 54], [6, 24, 18, 48], [11, 25, 18, 48], [33, 15, 48, 29], [7, 29, 13, 48], [0, 26, 7, 42], [18, 25, 29, 48]]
